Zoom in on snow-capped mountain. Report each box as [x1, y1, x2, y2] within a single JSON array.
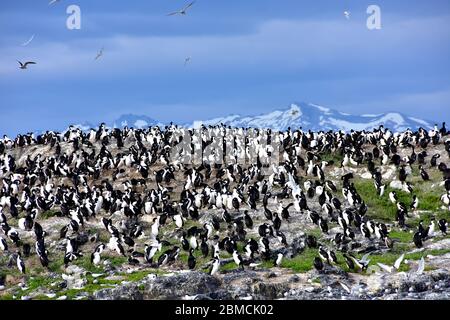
[[70, 102, 436, 133], [189, 102, 435, 132], [112, 114, 161, 129]]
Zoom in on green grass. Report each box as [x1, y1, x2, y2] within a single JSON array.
[[108, 256, 128, 267], [354, 179, 410, 222], [354, 248, 450, 274], [278, 239, 450, 275], [221, 261, 239, 271], [353, 178, 447, 225], [406, 248, 450, 260], [10, 276, 56, 300], [124, 270, 163, 282], [72, 255, 104, 273], [319, 151, 344, 165], [389, 229, 414, 243], [280, 248, 318, 273], [54, 273, 123, 300], [40, 210, 59, 219]]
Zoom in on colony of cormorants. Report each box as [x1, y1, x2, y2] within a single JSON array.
[[0, 122, 449, 279]]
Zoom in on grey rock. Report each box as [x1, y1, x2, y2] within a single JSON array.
[[95, 284, 143, 300], [143, 272, 221, 300], [251, 282, 289, 300]]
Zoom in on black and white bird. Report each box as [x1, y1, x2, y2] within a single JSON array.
[[274, 253, 283, 267], [16, 252, 25, 274], [0, 237, 7, 251], [91, 243, 105, 265], [438, 219, 448, 235], [144, 241, 162, 264], [210, 256, 220, 276], [413, 231, 423, 248], [419, 166, 429, 181], [313, 257, 324, 271], [389, 191, 398, 204], [232, 249, 245, 270], [188, 248, 196, 270], [410, 195, 419, 212], [17, 60, 36, 70]]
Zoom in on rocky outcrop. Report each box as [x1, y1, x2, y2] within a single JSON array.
[[143, 272, 222, 300], [94, 283, 144, 300], [89, 268, 450, 300]]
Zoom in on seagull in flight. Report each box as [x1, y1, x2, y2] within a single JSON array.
[[95, 47, 104, 61], [167, 1, 195, 16], [377, 254, 405, 273], [48, 0, 61, 5], [344, 11, 351, 20], [21, 35, 35, 47], [184, 56, 191, 66], [17, 60, 36, 70], [350, 252, 371, 271], [416, 257, 425, 275]]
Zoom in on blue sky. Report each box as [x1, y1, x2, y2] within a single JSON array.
[[1, 0, 450, 136]]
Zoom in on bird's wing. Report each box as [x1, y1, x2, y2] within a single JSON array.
[[17, 60, 24, 67], [377, 263, 392, 273], [48, 0, 59, 5], [94, 48, 104, 60], [167, 11, 180, 16], [21, 34, 35, 47], [394, 253, 405, 270], [24, 62, 36, 67], [416, 257, 425, 275], [361, 252, 371, 263], [183, 1, 196, 10]]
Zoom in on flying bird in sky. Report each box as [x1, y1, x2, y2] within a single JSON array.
[[95, 47, 104, 61], [48, 0, 61, 5], [184, 56, 191, 66], [344, 11, 351, 20], [21, 34, 35, 47], [167, 1, 195, 16], [17, 60, 36, 70]]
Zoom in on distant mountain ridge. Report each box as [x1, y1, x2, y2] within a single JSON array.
[[72, 102, 437, 133], [187, 102, 435, 132]]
